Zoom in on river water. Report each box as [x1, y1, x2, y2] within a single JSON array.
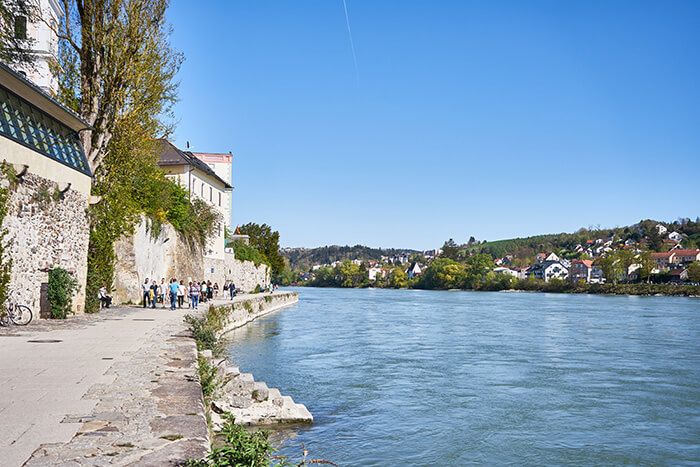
[[225, 287, 700, 466]]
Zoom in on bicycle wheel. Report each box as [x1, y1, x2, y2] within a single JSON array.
[[10, 305, 32, 325]]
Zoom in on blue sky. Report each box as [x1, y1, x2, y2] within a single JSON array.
[[168, 1, 700, 250]]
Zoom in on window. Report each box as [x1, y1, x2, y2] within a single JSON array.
[[14, 16, 27, 40], [200, 183, 204, 197], [209, 187, 212, 202], [218, 192, 221, 206], [0, 85, 90, 175]]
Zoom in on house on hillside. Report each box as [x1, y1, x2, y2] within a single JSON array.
[[157, 140, 233, 260], [670, 249, 700, 266], [668, 231, 682, 243], [569, 259, 602, 283], [367, 267, 388, 281], [406, 262, 422, 279], [513, 266, 529, 280], [667, 268, 688, 283], [545, 252, 560, 261], [656, 224, 668, 235], [650, 252, 675, 270], [526, 260, 569, 282], [493, 267, 518, 277]]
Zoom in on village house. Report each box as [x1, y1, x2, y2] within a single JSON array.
[[367, 267, 388, 281], [650, 252, 675, 270], [406, 262, 422, 279], [493, 267, 518, 277], [526, 260, 569, 282], [568, 259, 603, 283], [669, 249, 700, 266]]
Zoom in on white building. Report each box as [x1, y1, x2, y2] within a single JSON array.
[[157, 140, 232, 260], [526, 260, 569, 282], [493, 267, 518, 277], [192, 151, 233, 229], [8, 0, 62, 93]]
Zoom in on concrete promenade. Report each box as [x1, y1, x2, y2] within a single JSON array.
[[0, 305, 209, 466]]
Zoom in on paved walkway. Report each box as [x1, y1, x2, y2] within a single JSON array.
[[0, 305, 209, 466]]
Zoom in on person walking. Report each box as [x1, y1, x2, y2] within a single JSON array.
[[207, 280, 213, 300], [177, 280, 186, 309], [169, 278, 179, 310], [159, 278, 166, 308], [190, 281, 200, 309], [150, 280, 158, 309], [213, 282, 219, 299], [229, 281, 236, 299], [200, 281, 207, 303], [142, 278, 150, 308]]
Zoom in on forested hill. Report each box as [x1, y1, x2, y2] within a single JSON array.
[[281, 245, 419, 271], [463, 218, 700, 266]]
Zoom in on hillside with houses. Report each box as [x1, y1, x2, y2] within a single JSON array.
[[276, 218, 700, 293]]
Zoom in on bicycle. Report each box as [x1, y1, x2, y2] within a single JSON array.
[[0, 291, 32, 326]]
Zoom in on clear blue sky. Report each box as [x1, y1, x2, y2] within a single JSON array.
[[168, 1, 700, 250]]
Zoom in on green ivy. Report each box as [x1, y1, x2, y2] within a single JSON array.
[[48, 267, 79, 319], [0, 164, 12, 310]]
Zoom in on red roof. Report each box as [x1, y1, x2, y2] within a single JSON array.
[[650, 252, 674, 258], [572, 259, 594, 267], [671, 249, 700, 256]]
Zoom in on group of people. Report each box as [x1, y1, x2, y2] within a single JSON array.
[[140, 278, 239, 310]]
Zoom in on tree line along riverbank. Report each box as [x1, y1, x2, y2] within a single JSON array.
[[277, 258, 699, 297]]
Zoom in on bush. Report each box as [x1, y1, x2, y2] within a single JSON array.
[[184, 314, 225, 357], [187, 413, 274, 467], [48, 268, 79, 319], [233, 240, 268, 267]]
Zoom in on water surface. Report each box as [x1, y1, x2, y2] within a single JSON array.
[[226, 287, 700, 466]]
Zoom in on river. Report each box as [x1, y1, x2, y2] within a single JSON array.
[[225, 287, 700, 466]]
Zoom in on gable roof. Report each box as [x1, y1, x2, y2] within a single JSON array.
[[157, 139, 232, 189]]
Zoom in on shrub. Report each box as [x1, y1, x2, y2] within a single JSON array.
[[184, 314, 225, 357], [48, 268, 79, 319], [187, 413, 274, 467], [233, 240, 268, 267]]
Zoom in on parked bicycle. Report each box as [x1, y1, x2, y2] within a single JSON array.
[[0, 291, 32, 326]]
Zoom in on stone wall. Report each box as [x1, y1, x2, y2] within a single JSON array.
[[2, 173, 90, 313], [113, 217, 269, 304]]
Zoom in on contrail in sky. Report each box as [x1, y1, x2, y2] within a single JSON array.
[[342, 0, 359, 82]]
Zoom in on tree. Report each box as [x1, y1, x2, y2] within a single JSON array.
[[238, 223, 285, 275], [419, 258, 465, 289], [388, 268, 408, 289], [595, 254, 624, 285], [441, 238, 460, 261], [463, 253, 493, 288], [687, 262, 700, 283], [49, 0, 182, 173]]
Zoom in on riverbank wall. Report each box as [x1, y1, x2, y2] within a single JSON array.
[[197, 291, 312, 429], [208, 291, 299, 336]]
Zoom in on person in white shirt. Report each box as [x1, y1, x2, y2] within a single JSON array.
[[177, 280, 186, 309], [141, 278, 150, 308]]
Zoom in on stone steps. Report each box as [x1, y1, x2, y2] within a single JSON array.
[[202, 355, 313, 429]]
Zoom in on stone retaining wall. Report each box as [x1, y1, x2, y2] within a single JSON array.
[[113, 217, 269, 304], [210, 292, 299, 335], [2, 172, 89, 313]]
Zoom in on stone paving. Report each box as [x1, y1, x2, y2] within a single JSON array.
[[0, 305, 209, 466]]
